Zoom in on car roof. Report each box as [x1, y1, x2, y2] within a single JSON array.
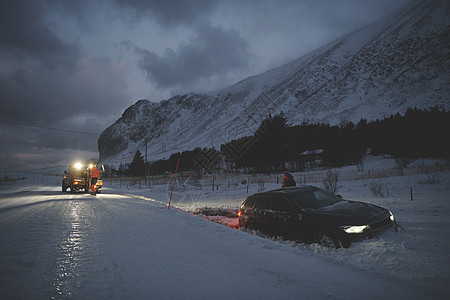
[[252, 186, 319, 197]]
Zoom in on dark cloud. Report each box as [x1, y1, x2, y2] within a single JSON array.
[[135, 24, 251, 90], [0, 0, 130, 171], [0, 0, 416, 172], [112, 0, 218, 27], [0, 56, 128, 125], [0, 0, 79, 69]]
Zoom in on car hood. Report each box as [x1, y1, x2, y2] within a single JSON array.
[[305, 200, 388, 225]]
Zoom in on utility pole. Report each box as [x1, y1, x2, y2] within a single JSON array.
[[144, 137, 148, 185]]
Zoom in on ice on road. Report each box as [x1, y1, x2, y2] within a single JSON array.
[[0, 185, 442, 299]]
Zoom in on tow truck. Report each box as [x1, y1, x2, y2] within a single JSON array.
[[62, 162, 103, 194]]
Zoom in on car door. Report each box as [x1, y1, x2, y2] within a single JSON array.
[[271, 196, 302, 237], [252, 195, 274, 232]]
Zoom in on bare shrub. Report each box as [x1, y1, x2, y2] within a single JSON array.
[[395, 158, 414, 175], [322, 169, 341, 195], [415, 159, 427, 174], [419, 170, 440, 184], [369, 181, 389, 197], [434, 159, 450, 170]]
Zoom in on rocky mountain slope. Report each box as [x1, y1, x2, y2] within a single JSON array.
[[99, 0, 449, 165]]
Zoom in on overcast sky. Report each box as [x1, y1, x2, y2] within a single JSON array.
[[0, 0, 412, 172]]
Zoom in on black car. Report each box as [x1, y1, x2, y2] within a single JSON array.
[[238, 186, 395, 248]]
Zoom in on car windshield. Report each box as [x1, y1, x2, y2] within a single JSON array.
[[290, 189, 340, 210]]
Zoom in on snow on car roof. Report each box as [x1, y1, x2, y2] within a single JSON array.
[[255, 185, 319, 196]]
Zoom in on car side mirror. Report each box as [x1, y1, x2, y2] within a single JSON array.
[[336, 194, 343, 199]]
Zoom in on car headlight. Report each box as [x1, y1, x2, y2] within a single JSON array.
[[389, 211, 395, 222], [340, 225, 369, 234]]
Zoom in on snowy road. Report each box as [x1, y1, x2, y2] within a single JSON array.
[[0, 185, 442, 299]]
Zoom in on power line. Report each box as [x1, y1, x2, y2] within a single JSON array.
[[0, 119, 100, 136], [1, 164, 68, 174]]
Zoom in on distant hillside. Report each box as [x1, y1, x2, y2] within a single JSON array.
[[99, 0, 449, 165]]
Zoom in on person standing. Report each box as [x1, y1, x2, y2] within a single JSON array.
[[282, 172, 296, 188], [89, 165, 100, 195]]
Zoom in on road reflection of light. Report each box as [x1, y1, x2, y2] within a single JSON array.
[[54, 201, 84, 297], [94, 193, 129, 199]]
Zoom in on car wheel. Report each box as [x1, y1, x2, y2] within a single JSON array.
[[314, 233, 341, 248], [338, 235, 352, 248]]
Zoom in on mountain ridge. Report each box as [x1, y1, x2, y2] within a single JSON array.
[[99, 0, 449, 165]]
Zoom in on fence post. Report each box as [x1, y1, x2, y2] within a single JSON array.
[[247, 178, 249, 194]]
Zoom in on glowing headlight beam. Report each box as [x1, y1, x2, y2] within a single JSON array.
[[341, 225, 369, 234]]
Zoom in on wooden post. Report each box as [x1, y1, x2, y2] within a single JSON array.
[[247, 178, 249, 194], [168, 157, 180, 209]]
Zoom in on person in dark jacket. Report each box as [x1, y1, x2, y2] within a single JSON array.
[[282, 172, 296, 188]]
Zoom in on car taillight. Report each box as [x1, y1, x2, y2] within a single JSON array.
[[73, 181, 79, 185], [238, 210, 242, 217]]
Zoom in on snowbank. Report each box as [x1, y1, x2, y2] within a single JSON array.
[[1, 157, 449, 299]]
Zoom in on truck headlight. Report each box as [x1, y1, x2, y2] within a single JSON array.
[[340, 225, 369, 234]]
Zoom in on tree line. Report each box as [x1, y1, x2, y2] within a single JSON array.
[[114, 107, 449, 176]]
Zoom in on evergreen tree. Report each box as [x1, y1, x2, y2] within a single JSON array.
[[129, 150, 145, 176]]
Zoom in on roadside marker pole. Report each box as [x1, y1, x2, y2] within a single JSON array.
[[168, 157, 180, 209]]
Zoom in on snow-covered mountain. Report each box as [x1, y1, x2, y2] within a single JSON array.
[[99, 0, 449, 164]]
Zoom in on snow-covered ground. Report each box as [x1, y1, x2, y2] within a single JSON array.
[[1, 156, 449, 299]]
